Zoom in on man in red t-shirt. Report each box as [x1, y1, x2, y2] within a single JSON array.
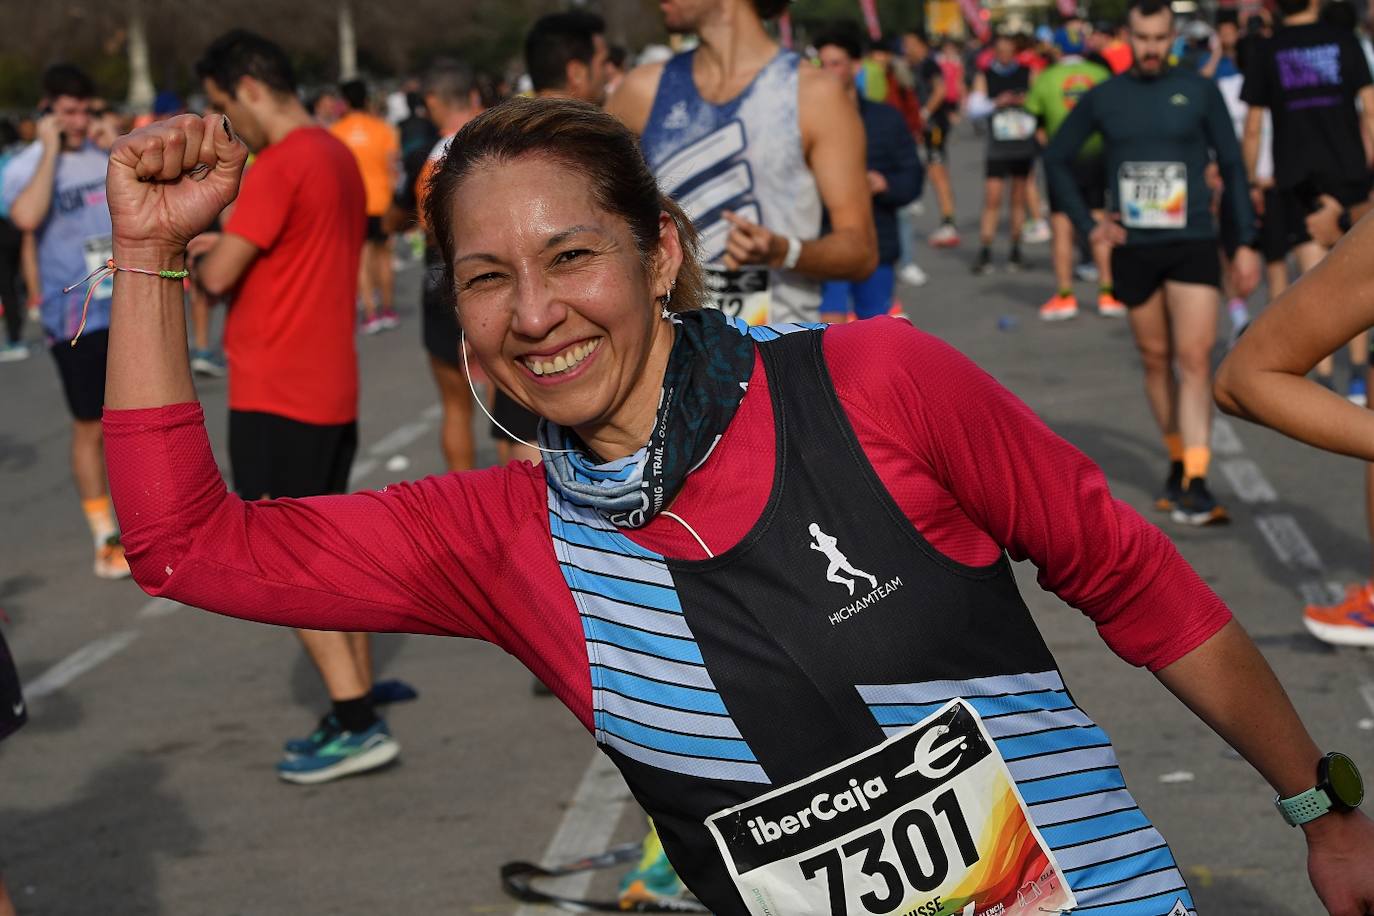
[[188, 30, 400, 786]]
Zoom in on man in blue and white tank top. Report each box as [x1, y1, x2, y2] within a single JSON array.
[[607, 0, 877, 326]]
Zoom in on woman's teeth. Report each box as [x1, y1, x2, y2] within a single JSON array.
[[525, 339, 600, 377]]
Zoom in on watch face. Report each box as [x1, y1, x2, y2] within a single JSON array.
[[1325, 754, 1365, 809]]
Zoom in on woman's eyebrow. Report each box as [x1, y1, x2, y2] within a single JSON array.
[[543, 225, 602, 249]]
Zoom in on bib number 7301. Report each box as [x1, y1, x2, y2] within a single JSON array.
[[799, 787, 978, 916]]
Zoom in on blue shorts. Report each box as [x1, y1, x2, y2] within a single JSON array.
[[820, 265, 896, 320]]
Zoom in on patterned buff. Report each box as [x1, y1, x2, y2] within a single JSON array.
[[540, 308, 757, 528]]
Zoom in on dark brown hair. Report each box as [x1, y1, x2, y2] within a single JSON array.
[[423, 97, 704, 313]]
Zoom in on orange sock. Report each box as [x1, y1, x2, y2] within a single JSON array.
[[81, 495, 116, 547], [1164, 433, 1184, 463], [1183, 446, 1211, 484]]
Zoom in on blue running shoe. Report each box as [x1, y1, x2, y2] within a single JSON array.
[[370, 678, 419, 705], [283, 713, 341, 758], [276, 720, 400, 785]]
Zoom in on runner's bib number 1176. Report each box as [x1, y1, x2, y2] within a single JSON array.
[[706, 701, 1076, 916]]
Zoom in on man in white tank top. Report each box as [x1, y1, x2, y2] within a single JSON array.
[[606, 0, 877, 325]]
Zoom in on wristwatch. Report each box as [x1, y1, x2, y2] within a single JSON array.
[[781, 235, 803, 271], [1275, 752, 1365, 826]]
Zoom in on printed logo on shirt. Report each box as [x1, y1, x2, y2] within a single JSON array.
[[1169, 93, 1189, 106], [1277, 43, 1343, 89], [1166, 899, 1190, 916], [807, 523, 904, 625], [664, 101, 691, 131]]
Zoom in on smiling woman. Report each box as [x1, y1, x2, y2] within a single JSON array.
[[100, 101, 1374, 915]]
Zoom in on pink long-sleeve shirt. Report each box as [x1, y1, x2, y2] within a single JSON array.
[[103, 318, 1231, 731]]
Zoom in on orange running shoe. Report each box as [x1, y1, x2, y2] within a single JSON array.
[[94, 534, 132, 580], [1303, 581, 1374, 647], [1097, 292, 1127, 317], [1039, 294, 1079, 322]]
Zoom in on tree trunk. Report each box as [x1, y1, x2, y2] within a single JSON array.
[[127, 0, 155, 113], [338, 0, 358, 81]]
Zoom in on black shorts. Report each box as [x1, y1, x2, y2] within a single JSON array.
[[491, 390, 541, 442], [1110, 239, 1221, 307], [922, 118, 950, 166], [0, 629, 26, 743], [986, 157, 1033, 180], [1276, 179, 1372, 251], [1220, 187, 1288, 264], [1048, 156, 1106, 214], [365, 215, 387, 243], [50, 328, 108, 421], [422, 259, 462, 366], [229, 410, 358, 499]]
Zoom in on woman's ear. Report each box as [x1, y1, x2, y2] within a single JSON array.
[[654, 211, 685, 301]]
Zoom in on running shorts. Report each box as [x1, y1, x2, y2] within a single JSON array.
[[50, 328, 109, 421], [1277, 179, 1372, 253], [365, 215, 387, 243], [1110, 239, 1221, 307], [921, 117, 950, 166], [491, 390, 541, 443], [1048, 155, 1106, 214], [422, 256, 462, 367], [0, 628, 26, 743], [229, 410, 358, 499], [1220, 186, 1287, 264], [985, 157, 1034, 180]]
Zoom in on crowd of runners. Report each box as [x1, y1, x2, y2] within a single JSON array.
[[3, 0, 1374, 911]]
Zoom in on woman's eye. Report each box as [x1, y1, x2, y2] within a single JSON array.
[[461, 273, 501, 289], [555, 249, 592, 265]]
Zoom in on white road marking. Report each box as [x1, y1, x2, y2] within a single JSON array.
[[1360, 682, 1374, 719], [1210, 417, 1244, 456], [136, 597, 182, 619], [1217, 459, 1277, 504], [368, 419, 433, 456], [24, 630, 140, 700], [1255, 514, 1324, 572], [515, 751, 633, 914]]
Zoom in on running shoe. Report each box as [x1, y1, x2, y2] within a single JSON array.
[[283, 713, 341, 757], [94, 534, 132, 580], [930, 223, 960, 248], [971, 250, 993, 275], [898, 262, 929, 287], [1038, 294, 1078, 322], [619, 824, 686, 907], [0, 342, 29, 362], [1171, 477, 1230, 526], [1022, 218, 1051, 244], [276, 719, 399, 784], [1074, 261, 1099, 283], [1097, 293, 1127, 317], [190, 349, 226, 378], [379, 308, 401, 330], [361, 316, 386, 335], [370, 678, 419, 705], [1154, 461, 1185, 512], [1303, 582, 1374, 647], [1348, 376, 1368, 407]]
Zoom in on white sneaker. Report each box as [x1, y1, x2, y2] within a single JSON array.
[[1022, 218, 1051, 245], [0, 342, 29, 362], [898, 263, 929, 287]]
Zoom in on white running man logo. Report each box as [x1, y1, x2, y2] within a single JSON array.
[[808, 523, 878, 596]]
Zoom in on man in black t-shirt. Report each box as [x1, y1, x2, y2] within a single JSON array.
[[1242, 0, 1374, 398], [902, 29, 959, 246]]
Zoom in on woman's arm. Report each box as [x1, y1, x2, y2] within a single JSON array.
[[1157, 621, 1374, 916], [1215, 208, 1374, 460]]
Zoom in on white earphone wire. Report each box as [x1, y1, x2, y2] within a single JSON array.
[[460, 330, 578, 456], [660, 510, 715, 559]]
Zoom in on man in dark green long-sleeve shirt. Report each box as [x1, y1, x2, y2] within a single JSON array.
[[1044, 0, 1260, 528]]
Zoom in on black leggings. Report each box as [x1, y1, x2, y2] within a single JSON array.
[[0, 218, 22, 345]]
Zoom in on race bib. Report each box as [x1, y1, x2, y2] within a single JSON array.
[[706, 700, 1076, 916], [705, 267, 771, 327], [1119, 162, 1187, 229], [83, 234, 115, 300], [990, 110, 1036, 143]]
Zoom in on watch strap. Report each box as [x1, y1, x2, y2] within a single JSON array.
[[782, 236, 802, 270], [1275, 785, 1333, 826]]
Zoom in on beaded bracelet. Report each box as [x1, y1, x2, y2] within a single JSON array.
[[63, 258, 190, 346]]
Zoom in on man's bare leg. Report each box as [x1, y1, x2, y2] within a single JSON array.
[[372, 239, 394, 314], [1126, 288, 1178, 441], [429, 355, 475, 472], [1163, 280, 1221, 466]]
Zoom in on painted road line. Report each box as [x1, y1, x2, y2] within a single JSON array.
[[1211, 417, 1244, 457], [515, 751, 633, 915], [1297, 580, 1345, 609], [368, 419, 434, 456], [1218, 459, 1277, 504], [24, 630, 140, 700], [137, 597, 183, 620], [1255, 514, 1324, 572], [1360, 682, 1374, 718]]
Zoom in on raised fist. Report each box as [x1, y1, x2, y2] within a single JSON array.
[[107, 114, 248, 261]]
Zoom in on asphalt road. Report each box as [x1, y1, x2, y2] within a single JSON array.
[[1, 126, 1372, 915]]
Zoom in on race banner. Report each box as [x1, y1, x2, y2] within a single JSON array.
[[858, 0, 882, 41]]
